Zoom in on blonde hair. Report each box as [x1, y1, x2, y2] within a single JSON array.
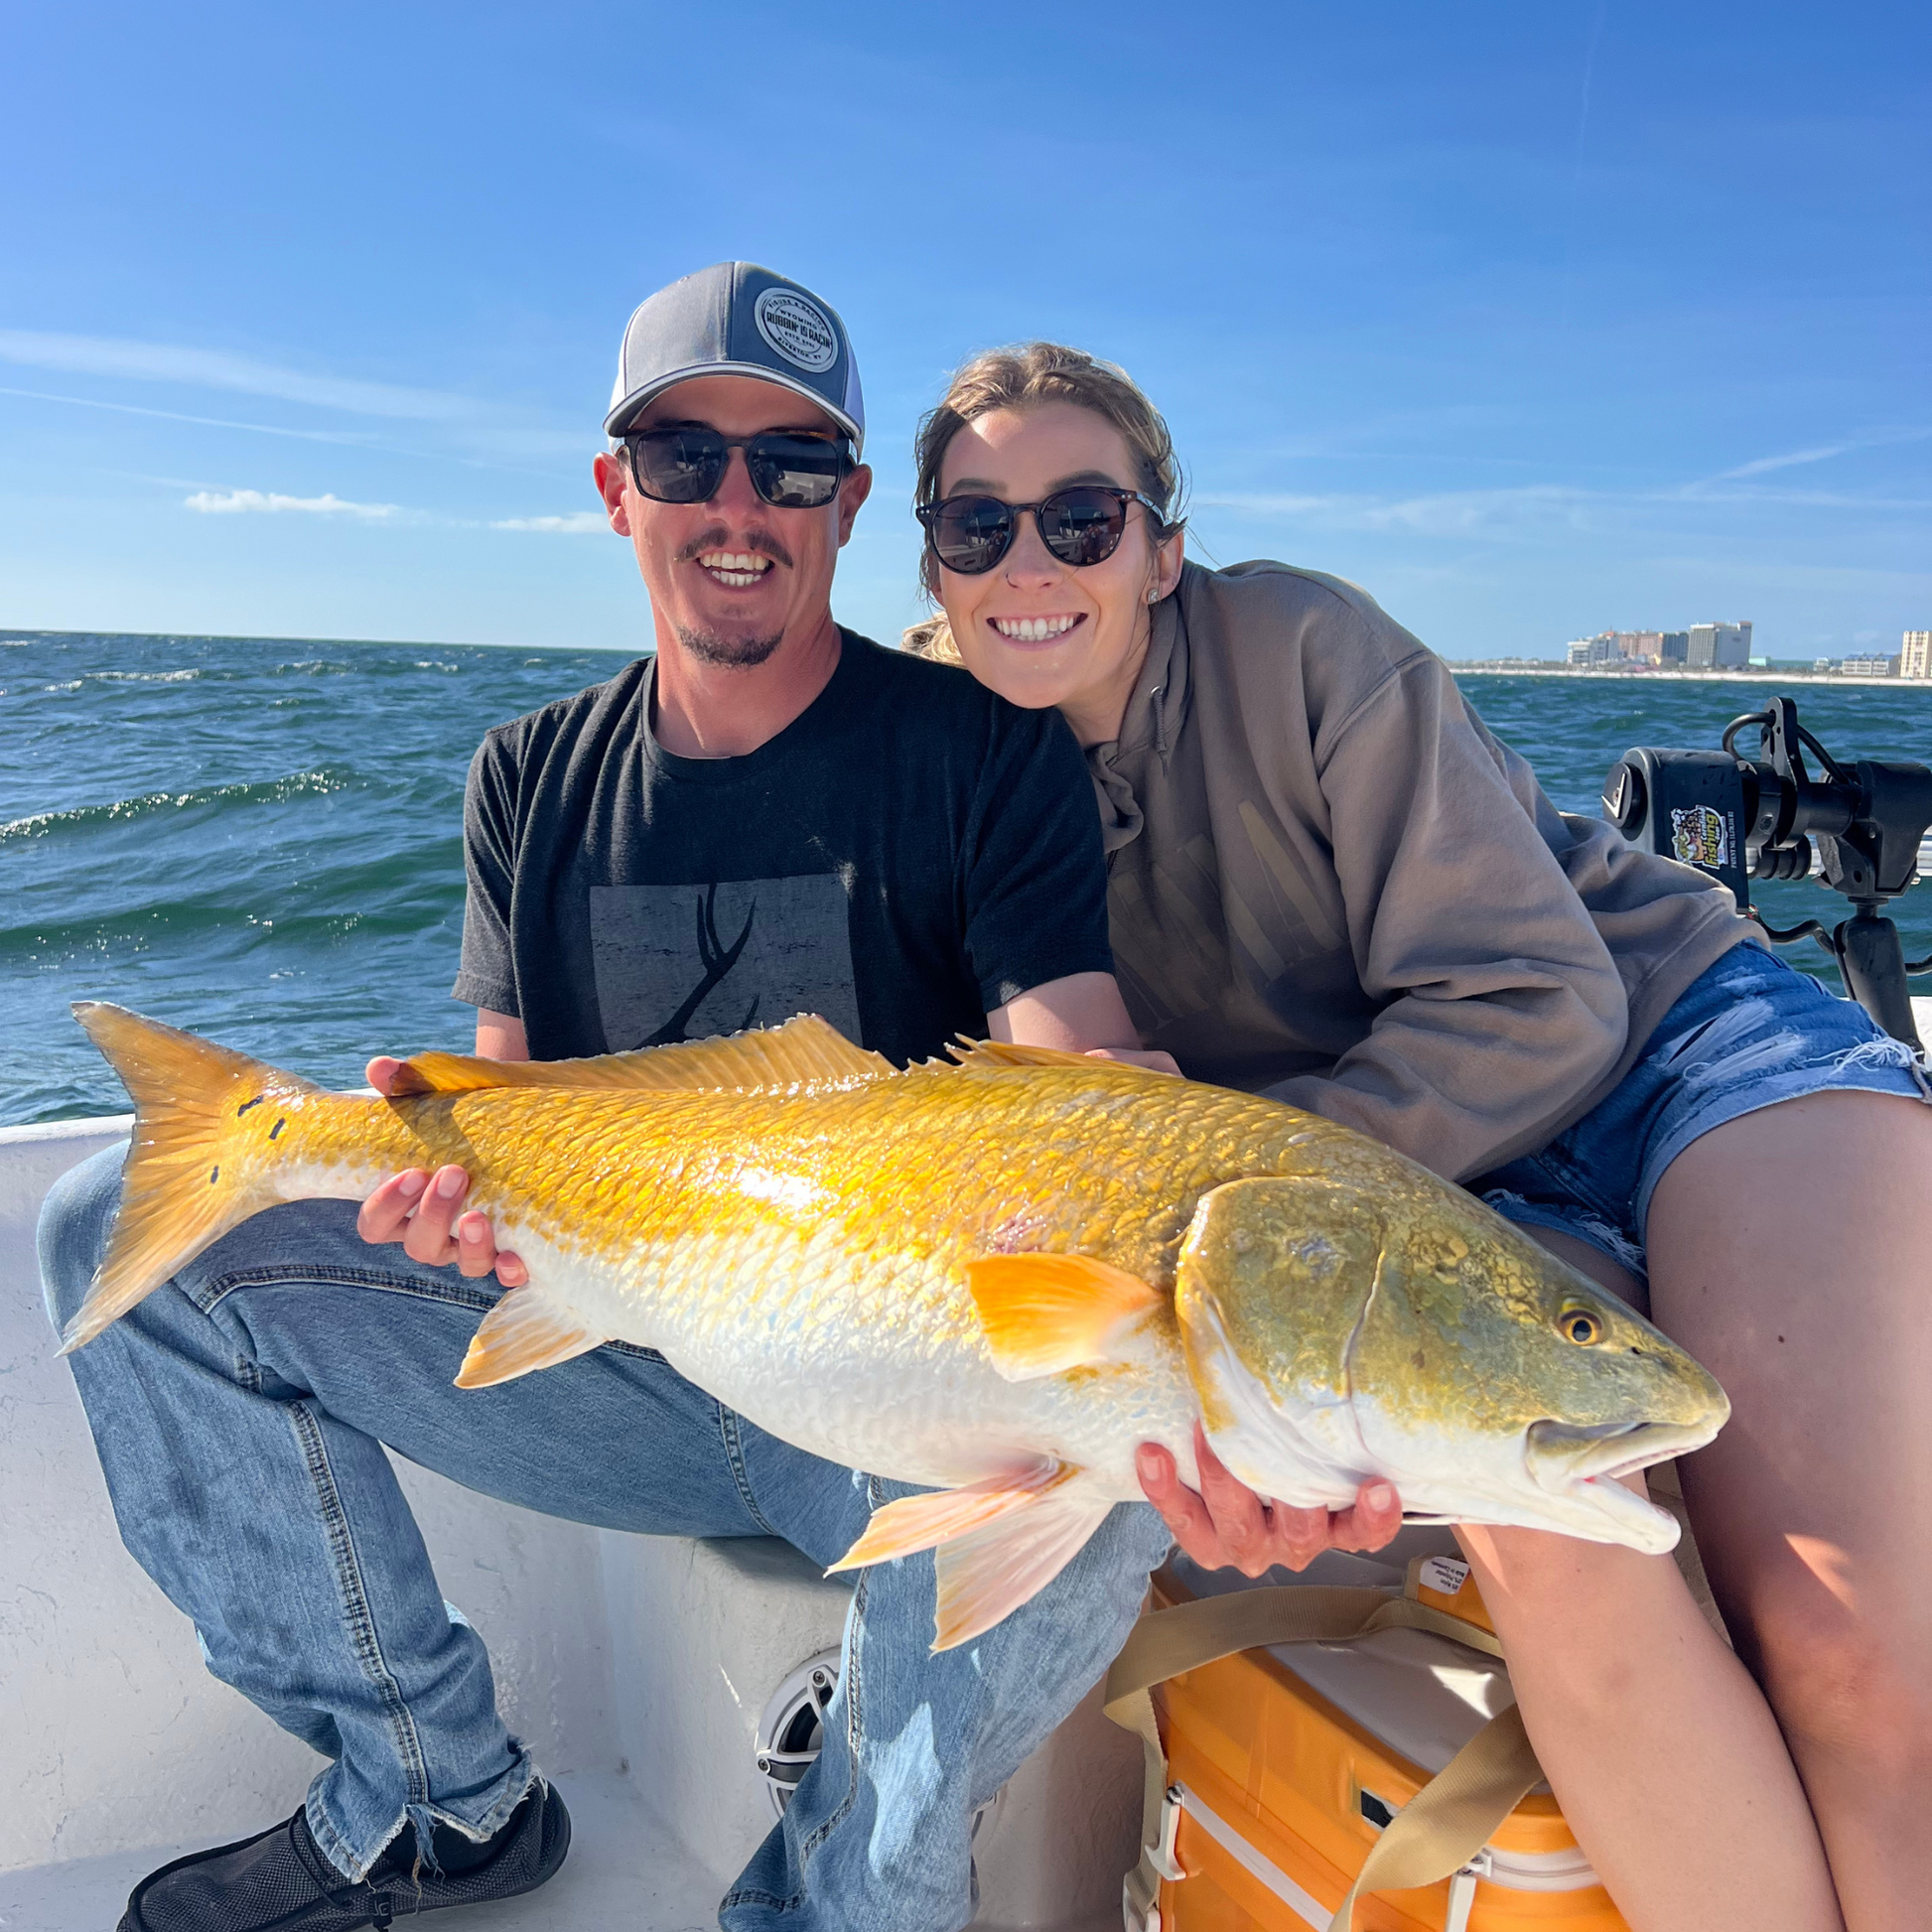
[[901, 613, 963, 664], [907, 342, 1185, 609]]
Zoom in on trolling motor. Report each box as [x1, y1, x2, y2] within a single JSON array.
[[1601, 697, 1932, 1050]]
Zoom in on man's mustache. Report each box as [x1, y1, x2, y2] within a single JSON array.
[[676, 527, 794, 570]]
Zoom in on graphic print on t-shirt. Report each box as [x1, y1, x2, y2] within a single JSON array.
[[589, 874, 861, 1051]]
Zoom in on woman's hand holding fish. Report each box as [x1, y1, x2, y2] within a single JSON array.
[[1136, 1424, 1402, 1576], [356, 1057, 528, 1288]]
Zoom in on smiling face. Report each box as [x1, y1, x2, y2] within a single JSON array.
[[593, 373, 871, 670], [931, 401, 1183, 746]]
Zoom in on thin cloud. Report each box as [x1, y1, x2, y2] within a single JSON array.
[[1201, 472, 1932, 539], [1711, 425, 1932, 483], [0, 381, 581, 481], [185, 487, 399, 519], [491, 511, 609, 534], [1204, 421, 1932, 538], [1677, 484, 1932, 511], [0, 329, 474, 421], [0, 383, 377, 447], [1198, 483, 1595, 539], [1720, 443, 1853, 480]]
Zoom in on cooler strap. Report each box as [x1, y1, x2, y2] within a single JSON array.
[[1325, 1704, 1539, 1932], [1104, 1587, 1534, 1932]]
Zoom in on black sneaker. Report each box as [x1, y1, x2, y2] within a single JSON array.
[[118, 1782, 571, 1931]]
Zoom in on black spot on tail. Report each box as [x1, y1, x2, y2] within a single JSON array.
[[208, 1166, 219, 1185], [269, 1118, 285, 1140], [236, 1095, 265, 1117]]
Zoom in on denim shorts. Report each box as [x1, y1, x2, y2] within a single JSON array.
[[1474, 941, 1929, 1287]]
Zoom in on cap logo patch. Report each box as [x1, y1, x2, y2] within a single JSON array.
[[755, 289, 839, 374]]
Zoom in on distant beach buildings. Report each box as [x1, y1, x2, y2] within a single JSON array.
[[1547, 623, 1932, 681], [1566, 621, 1749, 668]]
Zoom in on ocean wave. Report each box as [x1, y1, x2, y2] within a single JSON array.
[[0, 768, 359, 842], [0, 892, 462, 970], [87, 667, 204, 684]]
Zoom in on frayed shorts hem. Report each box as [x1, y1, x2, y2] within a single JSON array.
[[1476, 945, 1929, 1289]]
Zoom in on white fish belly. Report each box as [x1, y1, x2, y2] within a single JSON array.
[[500, 1220, 1197, 1501]]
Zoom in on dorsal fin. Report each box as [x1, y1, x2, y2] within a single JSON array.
[[389, 1013, 894, 1098], [943, 1037, 1171, 1075]]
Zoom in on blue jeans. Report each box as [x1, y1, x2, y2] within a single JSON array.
[[1478, 941, 1931, 1290], [39, 1152, 1171, 1930]]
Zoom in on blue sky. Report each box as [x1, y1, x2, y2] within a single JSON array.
[[2, 2, 1926, 660]]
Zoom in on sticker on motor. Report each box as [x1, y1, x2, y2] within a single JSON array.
[[1670, 804, 1732, 870]]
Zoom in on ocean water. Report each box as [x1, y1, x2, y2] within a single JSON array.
[[6, 628, 1932, 1127]]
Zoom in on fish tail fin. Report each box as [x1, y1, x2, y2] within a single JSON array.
[[827, 1461, 1113, 1649], [61, 1003, 308, 1352]]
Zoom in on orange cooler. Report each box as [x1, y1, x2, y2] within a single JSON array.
[[1149, 1550, 1628, 1932]]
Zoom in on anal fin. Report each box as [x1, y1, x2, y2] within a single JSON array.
[[455, 1286, 609, 1388], [827, 1461, 1071, 1574], [966, 1254, 1162, 1381]]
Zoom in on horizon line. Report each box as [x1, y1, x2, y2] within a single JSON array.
[[1, 624, 642, 655]]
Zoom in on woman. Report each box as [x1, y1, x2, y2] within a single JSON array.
[[906, 343, 1932, 1932]]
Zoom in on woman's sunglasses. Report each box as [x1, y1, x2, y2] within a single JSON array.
[[917, 486, 1161, 576], [622, 425, 854, 509]]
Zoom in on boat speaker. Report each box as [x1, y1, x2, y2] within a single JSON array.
[[753, 1647, 1004, 1832], [755, 1648, 841, 1818]]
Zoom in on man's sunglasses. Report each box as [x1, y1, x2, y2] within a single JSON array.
[[916, 486, 1162, 576], [621, 425, 854, 509]]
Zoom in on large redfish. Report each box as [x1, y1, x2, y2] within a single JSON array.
[[65, 1004, 1726, 1648]]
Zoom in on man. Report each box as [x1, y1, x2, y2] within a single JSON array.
[[39, 262, 1173, 1932]]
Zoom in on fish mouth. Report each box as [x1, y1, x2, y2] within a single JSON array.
[[1527, 1417, 1721, 1489], [1524, 1417, 1724, 1548]]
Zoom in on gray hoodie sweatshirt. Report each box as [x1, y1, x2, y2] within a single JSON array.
[[1088, 560, 1754, 1180]]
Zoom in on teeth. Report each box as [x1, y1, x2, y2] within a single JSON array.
[[697, 551, 773, 588], [992, 616, 1079, 642]]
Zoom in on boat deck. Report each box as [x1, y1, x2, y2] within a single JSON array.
[[0, 1773, 722, 1932]]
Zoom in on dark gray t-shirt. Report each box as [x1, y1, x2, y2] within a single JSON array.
[[452, 631, 1113, 1065]]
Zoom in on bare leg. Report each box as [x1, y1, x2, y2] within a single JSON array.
[[1643, 1089, 1932, 1932], [1456, 1228, 1844, 1932]]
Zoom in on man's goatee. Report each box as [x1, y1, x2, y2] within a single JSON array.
[[676, 626, 785, 669]]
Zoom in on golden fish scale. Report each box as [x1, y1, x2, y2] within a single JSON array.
[[267, 1055, 1579, 1476], [354, 1063, 1357, 1298], [263, 1059, 1569, 1417], [259, 1062, 1387, 1428]]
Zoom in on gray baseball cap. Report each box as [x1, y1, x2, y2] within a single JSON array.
[[605, 262, 865, 455]]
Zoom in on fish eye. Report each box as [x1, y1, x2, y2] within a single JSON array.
[[1560, 1307, 1601, 1346]]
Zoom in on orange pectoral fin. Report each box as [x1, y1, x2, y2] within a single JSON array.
[[966, 1254, 1162, 1381], [454, 1287, 609, 1388], [826, 1462, 1071, 1573]]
